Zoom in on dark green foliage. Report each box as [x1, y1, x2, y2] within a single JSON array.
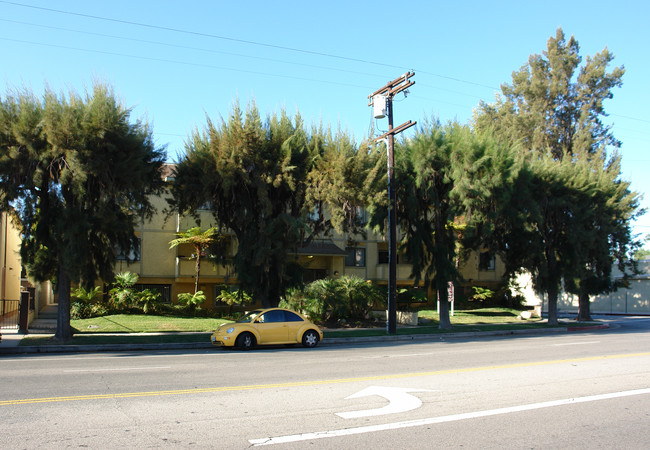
[[472, 29, 640, 324], [469, 286, 495, 304], [135, 289, 164, 315], [369, 120, 506, 329], [170, 102, 380, 307], [177, 291, 207, 311], [0, 84, 166, 339], [474, 28, 624, 160], [109, 271, 140, 310], [281, 275, 384, 324], [70, 286, 106, 319], [215, 287, 253, 315], [396, 287, 428, 311]]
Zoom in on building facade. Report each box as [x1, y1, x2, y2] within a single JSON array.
[[118, 172, 508, 311]]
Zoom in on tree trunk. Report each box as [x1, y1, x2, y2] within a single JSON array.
[[577, 290, 592, 322], [194, 253, 200, 295], [55, 263, 74, 341], [437, 282, 452, 330], [547, 289, 559, 326]]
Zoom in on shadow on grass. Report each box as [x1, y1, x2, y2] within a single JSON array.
[[458, 310, 521, 318]]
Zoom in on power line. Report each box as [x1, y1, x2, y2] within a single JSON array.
[[611, 114, 650, 124], [0, 37, 371, 91], [0, 0, 495, 91], [0, 1, 404, 70], [0, 18, 389, 82], [2, 1, 647, 131]]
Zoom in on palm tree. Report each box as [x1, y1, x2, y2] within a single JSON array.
[[169, 227, 223, 294]]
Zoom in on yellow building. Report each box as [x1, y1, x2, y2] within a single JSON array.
[[0, 212, 53, 330]]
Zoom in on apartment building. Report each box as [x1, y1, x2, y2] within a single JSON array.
[[118, 168, 507, 310]]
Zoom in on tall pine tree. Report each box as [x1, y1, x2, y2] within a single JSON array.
[[473, 29, 639, 323], [170, 102, 379, 307], [0, 84, 165, 340]]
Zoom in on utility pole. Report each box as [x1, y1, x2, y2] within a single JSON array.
[[369, 72, 415, 335]]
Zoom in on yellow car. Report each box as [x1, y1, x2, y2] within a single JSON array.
[[211, 308, 323, 350]]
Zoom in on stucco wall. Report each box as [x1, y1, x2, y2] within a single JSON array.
[[513, 261, 650, 315]]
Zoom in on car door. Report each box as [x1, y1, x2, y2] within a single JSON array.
[[282, 310, 307, 342], [255, 310, 289, 344]]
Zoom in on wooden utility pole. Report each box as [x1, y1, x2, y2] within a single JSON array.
[[369, 72, 415, 334]]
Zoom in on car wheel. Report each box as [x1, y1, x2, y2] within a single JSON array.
[[302, 330, 319, 348], [236, 332, 255, 350]]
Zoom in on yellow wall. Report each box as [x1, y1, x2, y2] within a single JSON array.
[[119, 192, 509, 308], [1, 213, 22, 302]]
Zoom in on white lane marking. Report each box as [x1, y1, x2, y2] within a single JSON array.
[[3, 353, 223, 362], [362, 353, 435, 359], [63, 366, 171, 373], [249, 388, 650, 446], [336, 386, 435, 419], [553, 341, 600, 347]]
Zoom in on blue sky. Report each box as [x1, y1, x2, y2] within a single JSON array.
[[1, 0, 648, 244]]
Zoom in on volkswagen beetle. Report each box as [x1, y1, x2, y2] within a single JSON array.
[[211, 308, 323, 350]]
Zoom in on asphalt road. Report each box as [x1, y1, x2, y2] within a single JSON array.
[[1, 317, 649, 449]]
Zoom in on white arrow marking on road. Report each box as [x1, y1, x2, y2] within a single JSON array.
[[251, 388, 650, 446], [336, 386, 436, 419]]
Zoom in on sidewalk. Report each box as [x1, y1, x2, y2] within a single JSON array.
[[0, 321, 611, 355], [0, 329, 25, 349]]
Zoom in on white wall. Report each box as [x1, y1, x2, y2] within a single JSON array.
[[511, 261, 650, 315]]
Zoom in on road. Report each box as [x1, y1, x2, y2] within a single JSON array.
[[1, 317, 649, 449]]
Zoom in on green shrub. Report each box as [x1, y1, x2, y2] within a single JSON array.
[[397, 287, 428, 311], [71, 286, 106, 319], [470, 286, 495, 304], [281, 275, 384, 324], [216, 287, 253, 314], [136, 289, 163, 314], [177, 291, 206, 311], [109, 272, 139, 311]]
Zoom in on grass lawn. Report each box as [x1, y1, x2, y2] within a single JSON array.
[[19, 308, 594, 346], [418, 307, 531, 324], [71, 314, 231, 333]]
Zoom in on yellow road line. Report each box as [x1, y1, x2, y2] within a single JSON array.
[[2, 352, 648, 407]]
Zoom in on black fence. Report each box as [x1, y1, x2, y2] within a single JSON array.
[[1, 299, 20, 330]]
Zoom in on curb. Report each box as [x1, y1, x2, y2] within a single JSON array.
[[567, 324, 610, 332], [0, 323, 610, 355]]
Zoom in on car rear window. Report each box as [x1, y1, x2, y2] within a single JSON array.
[[284, 311, 304, 322]]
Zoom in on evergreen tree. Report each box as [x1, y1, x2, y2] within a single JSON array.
[[369, 120, 503, 330], [305, 129, 384, 239], [0, 84, 166, 341], [170, 102, 376, 307], [474, 28, 624, 160], [563, 154, 641, 321], [473, 29, 639, 324]]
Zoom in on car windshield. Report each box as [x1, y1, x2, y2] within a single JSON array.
[[236, 310, 263, 323]]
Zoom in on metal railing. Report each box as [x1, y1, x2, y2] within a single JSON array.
[[0, 299, 20, 329]]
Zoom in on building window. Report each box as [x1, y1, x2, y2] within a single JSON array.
[[479, 252, 495, 271], [378, 250, 389, 264], [345, 247, 366, 267]]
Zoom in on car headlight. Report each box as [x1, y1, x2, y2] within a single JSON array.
[[226, 327, 235, 334]]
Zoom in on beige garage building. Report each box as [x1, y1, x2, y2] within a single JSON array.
[[515, 260, 650, 316]]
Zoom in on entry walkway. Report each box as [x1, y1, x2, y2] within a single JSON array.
[[0, 329, 23, 348]]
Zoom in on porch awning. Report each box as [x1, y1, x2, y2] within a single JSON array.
[[293, 240, 347, 257]]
